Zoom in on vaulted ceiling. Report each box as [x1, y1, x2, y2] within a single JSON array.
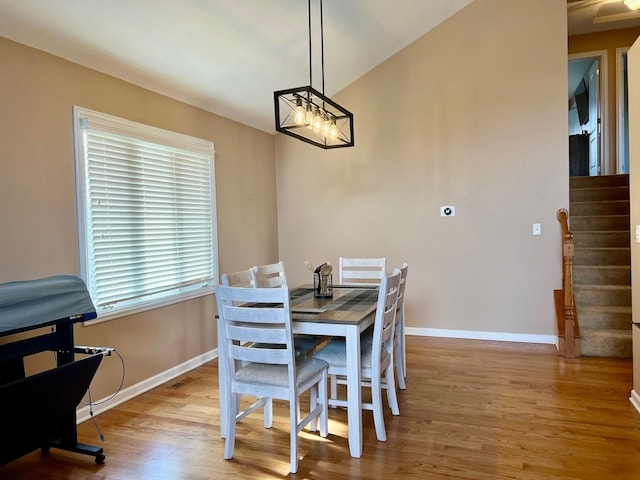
[[0, 0, 473, 133], [1, 1, 640, 134]]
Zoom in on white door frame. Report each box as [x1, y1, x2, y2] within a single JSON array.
[[569, 50, 609, 175], [617, 46, 630, 174]]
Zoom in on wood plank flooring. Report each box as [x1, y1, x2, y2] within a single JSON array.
[[2, 336, 640, 479]]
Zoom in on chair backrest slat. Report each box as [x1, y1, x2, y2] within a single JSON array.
[[222, 305, 286, 324], [339, 257, 386, 286], [221, 269, 255, 288], [230, 344, 290, 365], [226, 323, 288, 344]]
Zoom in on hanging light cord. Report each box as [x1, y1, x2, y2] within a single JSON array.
[[307, 0, 325, 95], [308, 0, 312, 87], [320, 0, 325, 95]]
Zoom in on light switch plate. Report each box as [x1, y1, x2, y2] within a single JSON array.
[[533, 223, 541, 235]]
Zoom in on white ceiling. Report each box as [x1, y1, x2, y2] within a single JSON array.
[[568, 0, 640, 35], [0, 0, 473, 134], [2, 0, 639, 133]]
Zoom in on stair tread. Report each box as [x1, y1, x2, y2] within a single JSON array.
[[580, 328, 632, 336], [573, 265, 631, 270], [574, 246, 630, 250], [573, 229, 630, 233], [578, 305, 632, 313], [575, 284, 631, 290]]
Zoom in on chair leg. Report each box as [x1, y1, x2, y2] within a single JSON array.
[[264, 398, 273, 428], [395, 344, 406, 390], [224, 393, 238, 459], [371, 376, 387, 442], [290, 400, 299, 474], [319, 370, 328, 437], [385, 363, 400, 416], [309, 384, 318, 432], [330, 374, 338, 408]]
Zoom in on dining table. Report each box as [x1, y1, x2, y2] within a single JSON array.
[[217, 284, 380, 459]]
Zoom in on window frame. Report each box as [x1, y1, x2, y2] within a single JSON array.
[[73, 106, 218, 324]]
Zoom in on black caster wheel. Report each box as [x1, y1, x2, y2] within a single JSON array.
[[95, 454, 106, 464]]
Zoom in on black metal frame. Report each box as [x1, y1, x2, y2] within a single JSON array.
[[274, 85, 354, 149]]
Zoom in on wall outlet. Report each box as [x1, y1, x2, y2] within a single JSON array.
[[533, 223, 541, 235]]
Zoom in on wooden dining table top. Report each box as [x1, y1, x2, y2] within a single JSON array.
[[289, 285, 379, 324]]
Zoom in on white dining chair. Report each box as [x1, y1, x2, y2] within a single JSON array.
[[220, 269, 267, 435], [216, 284, 329, 474], [360, 263, 408, 393], [312, 271, 401, 442], [251, 261, 287, 288], [338, 257, 386, 286]]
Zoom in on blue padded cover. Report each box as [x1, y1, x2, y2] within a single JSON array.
[[0, 275, 96, 336]]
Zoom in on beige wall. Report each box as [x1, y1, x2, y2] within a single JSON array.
[[0, 37, 279, 398], [628, 38, 640, 398], [569, 27, 640, 174], [276, 0, 568, 338]]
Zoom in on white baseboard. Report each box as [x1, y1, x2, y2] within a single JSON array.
[[77, 348, 218, 424], [405, 327, 557, 345], [630, 390, 640, 415]]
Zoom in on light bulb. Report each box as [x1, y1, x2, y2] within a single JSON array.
[[305, 106, 314, 128], [294, 98, 305, 125], [329, 119, 338, 138], [313, 107, 323, 130], [322, 114, 331, 135]]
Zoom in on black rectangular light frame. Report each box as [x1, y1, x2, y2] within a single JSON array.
[[274, 85, 354, 149]]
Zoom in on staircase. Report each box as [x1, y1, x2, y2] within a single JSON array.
[[570, 174, 632, 358]]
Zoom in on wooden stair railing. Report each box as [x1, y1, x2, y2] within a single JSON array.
[[555, 208, 580, 358]]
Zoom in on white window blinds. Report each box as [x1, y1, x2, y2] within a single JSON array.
[[74, 107, 217, 321]]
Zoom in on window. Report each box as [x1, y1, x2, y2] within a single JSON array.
[[73, 107, 218, 323]]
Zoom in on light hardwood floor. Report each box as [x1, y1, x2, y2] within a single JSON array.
[[2, 336, 640, 479]]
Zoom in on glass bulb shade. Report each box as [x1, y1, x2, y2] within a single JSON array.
[[322, 116, 331, 135], [329, 120, 338, 138], [625, 0, 640, 9], [294, 99, 306, 125], [313, 108, 323, 130]]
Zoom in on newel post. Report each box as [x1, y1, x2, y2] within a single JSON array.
[[557, 208, 578, 358]]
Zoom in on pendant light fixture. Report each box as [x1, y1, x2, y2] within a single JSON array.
[[274, 0, 354, 149]]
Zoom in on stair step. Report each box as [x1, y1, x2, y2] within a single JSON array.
[[570, 186, 629, 202], [570, 200, 629, 217], [573, 247, 630, 266], [573, 265, 631, 285], [570, 215, 629, 231], [577, 305, 632, 330], [572, 231, 630, 248], [574, 284, 631, 307], [570, 174, 629, 189], [580, 328, 632, 358]]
